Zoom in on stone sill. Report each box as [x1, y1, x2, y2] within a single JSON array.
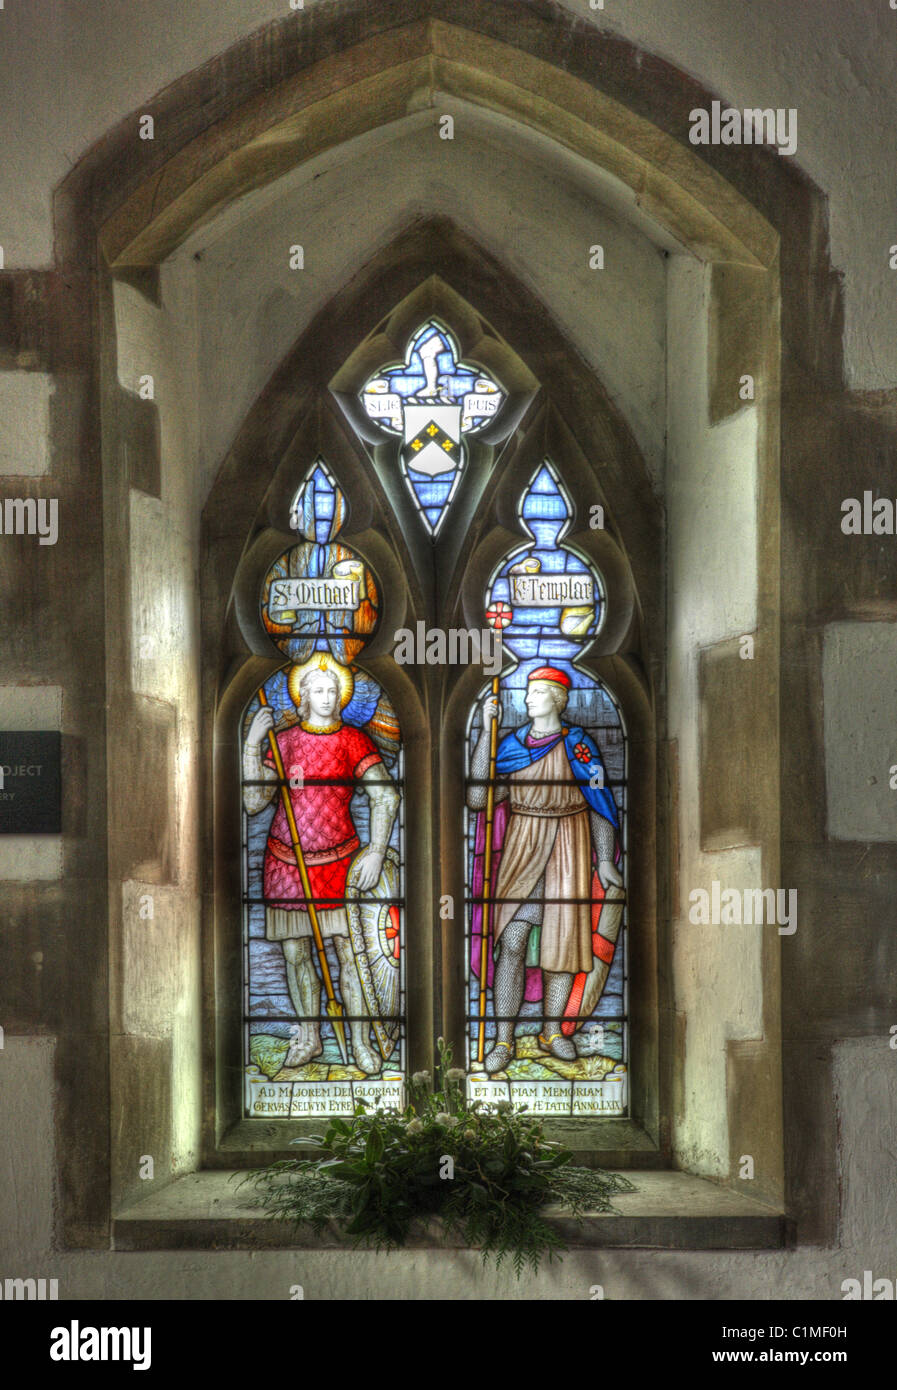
[[217, 1115, 663, 1165], [112, 1170, 787, 1252]]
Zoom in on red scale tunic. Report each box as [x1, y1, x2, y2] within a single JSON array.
[[262, 723, 382, 915]]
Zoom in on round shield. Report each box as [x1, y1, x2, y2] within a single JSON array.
[[345, 847, 401, 1062]]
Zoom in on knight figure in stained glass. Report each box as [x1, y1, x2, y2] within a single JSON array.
[[469, 667, 622, 1074], [465, 463, 628, 1118]]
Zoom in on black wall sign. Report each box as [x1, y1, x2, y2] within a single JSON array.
[[0, 732, 62, 833]]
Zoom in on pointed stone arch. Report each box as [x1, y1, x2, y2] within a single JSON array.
[[78, 9, 777, 275], [40, 0, 857, 1239], [204, 217, 663, 1156]]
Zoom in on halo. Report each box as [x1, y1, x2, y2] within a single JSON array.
[[287, 652, 354, 710]]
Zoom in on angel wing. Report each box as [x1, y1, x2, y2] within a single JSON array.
[[360, 690, 401, 765]]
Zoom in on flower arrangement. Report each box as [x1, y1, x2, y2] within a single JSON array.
[[239, 1039, 634, 1275]]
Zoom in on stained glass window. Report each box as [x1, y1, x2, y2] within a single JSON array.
[[464, 463, 628, 1117], [242, 462, 405, 1118], [360, 321, 506, 535]]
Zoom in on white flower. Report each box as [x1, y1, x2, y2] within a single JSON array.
[[412, 1070, 430, 1085], [435, 1113, 459, 1127], [446, 1068, 465, 1082], [405, 1118, 424, 1136]]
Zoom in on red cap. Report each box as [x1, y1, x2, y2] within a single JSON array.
[[528, 666, 571, 689]]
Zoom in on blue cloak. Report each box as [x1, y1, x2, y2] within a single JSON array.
[[494, 724, 619, 830]]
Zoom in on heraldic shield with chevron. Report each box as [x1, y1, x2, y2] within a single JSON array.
[[360, 320, 507, 533], [402, 404, 462, 476]]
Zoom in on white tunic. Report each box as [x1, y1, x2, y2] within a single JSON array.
[[492, 739, 593, 974]]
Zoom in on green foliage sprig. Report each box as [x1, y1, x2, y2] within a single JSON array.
[[238, 1038, 635, 1276]]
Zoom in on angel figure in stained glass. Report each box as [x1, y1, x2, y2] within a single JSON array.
[[243, 655, 400, 1075]]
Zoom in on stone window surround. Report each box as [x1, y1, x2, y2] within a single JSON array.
[[192, 219, 781, 1248], [33, 0, 838, 1249]]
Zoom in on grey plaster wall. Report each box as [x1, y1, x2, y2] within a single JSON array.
[[0, 0, 894, 1298], [823, 622, 897, 843]]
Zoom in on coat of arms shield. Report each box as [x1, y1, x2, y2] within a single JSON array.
[[402, 403, 463, 477]]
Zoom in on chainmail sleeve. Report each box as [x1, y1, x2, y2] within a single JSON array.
[[467, 725, 509, 810], [590, 809, 617, 865]]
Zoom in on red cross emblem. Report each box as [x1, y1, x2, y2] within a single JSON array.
[[573, 742, 592, 763], [385, 905, 401, 961], [485, 600, 513, 630]]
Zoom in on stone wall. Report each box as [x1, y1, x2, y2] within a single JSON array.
[[0, 0, 894, 1296]]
